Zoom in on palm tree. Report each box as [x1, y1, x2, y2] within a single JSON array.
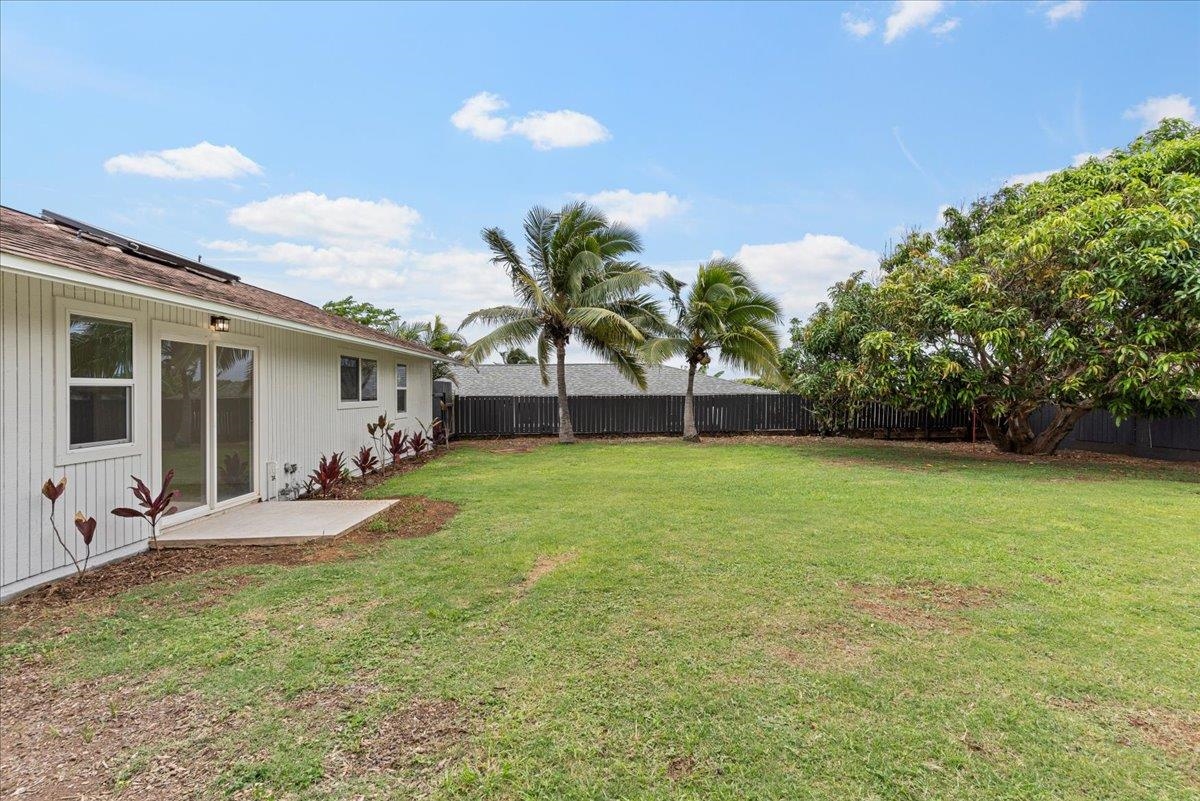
[[499, 347, 537, 364], [387, 315, 467, 381], [648, 259, 783, 442], [462, 202, 665, 444]]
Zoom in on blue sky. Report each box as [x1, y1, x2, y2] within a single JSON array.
[[2, 1, 1198, 357]]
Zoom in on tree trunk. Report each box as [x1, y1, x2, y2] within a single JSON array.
[[555, 341, 576, 444], [682, 361, 699, 442], [985, 404, 1089, 455]]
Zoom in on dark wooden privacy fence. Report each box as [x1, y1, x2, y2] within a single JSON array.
[[453, 394, 972, 438], [1030, 402, 1199, 462]]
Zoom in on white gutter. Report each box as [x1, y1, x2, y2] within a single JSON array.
[[1, 250, 443, 361]]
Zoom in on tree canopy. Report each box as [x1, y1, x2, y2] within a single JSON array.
[[788, 119, 1200, 454], [321, 296, 403, 331]]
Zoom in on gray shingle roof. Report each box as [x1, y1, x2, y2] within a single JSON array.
[[449, 364, 777, 397]]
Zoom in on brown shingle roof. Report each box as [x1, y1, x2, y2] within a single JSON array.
[[0, 206, 445, 359]]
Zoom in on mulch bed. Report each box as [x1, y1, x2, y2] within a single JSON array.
[[0, 496, 458, 635]]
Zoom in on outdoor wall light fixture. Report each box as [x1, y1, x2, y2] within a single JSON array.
[[210, 315, 231, 332]]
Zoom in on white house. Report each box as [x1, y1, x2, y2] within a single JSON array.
[[0, 207, 444, 600]]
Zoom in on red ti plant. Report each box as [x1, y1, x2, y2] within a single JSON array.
[[309, 452, 346, 497], [74, 513, 98, 572], [409, 430, 428, 456], [111, 470, 178, 547], [352, 444, 379, 476], [386, 430, 410, 463], [367, 413, 394, 464], [41, 476, 92, 577]]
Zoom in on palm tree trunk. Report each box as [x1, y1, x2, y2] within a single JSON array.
[[682, 361, 699, 442], [555, 341, 576, 444]]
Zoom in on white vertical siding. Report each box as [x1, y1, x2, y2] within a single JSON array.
[[1, 269, 433, 599]]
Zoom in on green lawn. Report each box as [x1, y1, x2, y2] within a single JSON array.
[[4, 439, 1198, 799]]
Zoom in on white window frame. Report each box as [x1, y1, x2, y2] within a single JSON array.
[[56, 298, 147, 466], [395, 362, 409, 415], [337, 353, 381, 409]]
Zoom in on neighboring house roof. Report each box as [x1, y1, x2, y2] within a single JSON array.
[[450, 363, 778, 396], [0, 206, 445, 360]]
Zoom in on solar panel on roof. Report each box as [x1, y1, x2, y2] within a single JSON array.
[[41, 209, 240, 283]]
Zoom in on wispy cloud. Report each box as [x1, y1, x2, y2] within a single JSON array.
[[104, 142, 261, 180], [451, 92, 611, 150], [1043, 1, 1087, 25], [931, 17, 960, 36], [884, 1, 946, 44], [892, 127, 944, 191], [841, 12, 876, 38]]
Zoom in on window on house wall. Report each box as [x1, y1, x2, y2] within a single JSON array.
[[396, 364, 408, 413], [68, 314, 134, 447], [339, 356, 378, 403]]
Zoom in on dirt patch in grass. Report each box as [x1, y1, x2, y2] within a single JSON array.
[[0, 661, 237, 799], [1127, 709, 1200, 767], [312, 693, 473, 794], [1, 496, 458, 636], [769, 621, 874, 669], [514, 552, 577, 596], [666, 755, 696, 780], [848, 581, 1000, 632]]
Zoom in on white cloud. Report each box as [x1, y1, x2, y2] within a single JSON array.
[[450, 92, 610, 150], [1123, 94, 1197, 131], [208, 238, 510, 326], [731, 235, 879, 321], [931, 17, 960, 35], [510, 110, 611, 150], [574, 189, 686, 229], [1004, 148, 1114, 187], [1072, 149, 1112, 165], [1004, 169, 1057, 187], [228, 192, 421, 245], [449, 91, 510, 141], [104, 141, 262, 180], [883, 1, 946, 43], [841, 12, 876, 38], [1044, 1, 1086, 24]]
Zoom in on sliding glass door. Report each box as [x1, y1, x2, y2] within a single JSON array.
[[216, 346, 254, 502], [159, 337, 256, 521], [161, 340, 208, 515]]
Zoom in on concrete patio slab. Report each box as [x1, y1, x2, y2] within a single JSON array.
[[156, 499, 398, 548]]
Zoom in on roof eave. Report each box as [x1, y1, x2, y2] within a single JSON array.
[[0, 250, 439, 361]]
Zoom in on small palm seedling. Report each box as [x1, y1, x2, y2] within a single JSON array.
[[352, 444, 380, 476], [309, 452, 347, 497], [111, 471, 178, 547]]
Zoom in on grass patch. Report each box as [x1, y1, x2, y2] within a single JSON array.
[[3, 439, 1197, 798]]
